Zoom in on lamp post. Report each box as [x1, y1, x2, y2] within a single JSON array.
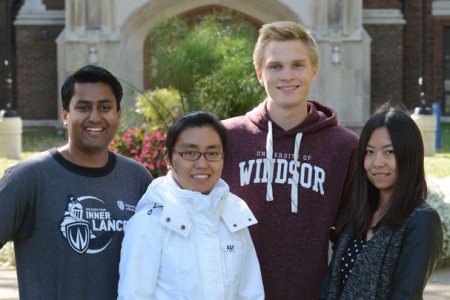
[[3, 0, 18, 116], [415, 0, 430, 114], [0, 0, 22, 159], [411, 0, 436, 156]]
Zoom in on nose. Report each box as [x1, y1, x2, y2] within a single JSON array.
[[88, 107, 100, 122], [280, 67, 295, 81], [373, 152, 385, 168], [194, 154, 208, 168]]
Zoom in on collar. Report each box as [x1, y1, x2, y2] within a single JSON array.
[[158, 172, 257, 236]]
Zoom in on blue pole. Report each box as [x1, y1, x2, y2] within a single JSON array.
[[432, 102, 441, 149]]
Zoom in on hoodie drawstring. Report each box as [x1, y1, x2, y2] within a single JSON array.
[[266, 120, 274, 201], [265, 120, 303, 213], [291, 133, 303, 213]]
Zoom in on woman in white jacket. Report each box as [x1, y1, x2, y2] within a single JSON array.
[[118, 111, 264, 300]]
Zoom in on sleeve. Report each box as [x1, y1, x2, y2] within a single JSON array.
[[0, 166, 34, 248], [390, 208, 443, 299], [331, 140, 358, 244], [117, 210, 163, 300], [237, 228, 265, 300], [318, 249, 336, 300]]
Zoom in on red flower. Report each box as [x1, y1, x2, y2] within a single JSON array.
[[110, 126, 168, 177]]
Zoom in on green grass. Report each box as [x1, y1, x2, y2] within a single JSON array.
[[439, 122, 450, 151], [425, 122, 450, 178], [0, 132, 66, 178], [22, 131, 66, 153]]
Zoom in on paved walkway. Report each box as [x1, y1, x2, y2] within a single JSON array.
[[0, 265, 449, 299], [0, 267, 18, 300]]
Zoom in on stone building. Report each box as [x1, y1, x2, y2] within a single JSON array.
[[0, 0, 448, 131]]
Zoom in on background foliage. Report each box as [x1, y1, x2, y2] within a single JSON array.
[[426, 177, 450, 265], [109, 126, 167, 177], [147, 11, 265, 122]]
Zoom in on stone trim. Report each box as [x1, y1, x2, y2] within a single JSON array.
[[15, 10, 64, 26], [433, 1, 450, 16], [362, 9, 406, 25]]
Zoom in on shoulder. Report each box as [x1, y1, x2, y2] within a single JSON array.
[[407, 203, 442, 229], [127, 203, 163, 230], [114, 153, 152, 175], [3, 150, 52, 177], [226, 192, 251, 208], [222, 192, 258, 226], [222, 115, 247, 129], [115, 153, 146, 169], [331, 124, 360, 144], [402, 203, 443, 245]]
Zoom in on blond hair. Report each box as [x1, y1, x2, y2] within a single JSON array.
[[253, 21, 319, 69]]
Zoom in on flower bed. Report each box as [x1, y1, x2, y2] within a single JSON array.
[[109, 126, 167, 178]]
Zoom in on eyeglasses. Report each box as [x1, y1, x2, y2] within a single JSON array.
[[173, 150, 224, 161]]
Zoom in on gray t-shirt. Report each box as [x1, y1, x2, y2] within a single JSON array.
[[0, 148, 153, 299]]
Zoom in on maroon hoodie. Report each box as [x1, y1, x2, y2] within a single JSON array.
[[222, 100, 359, 299]]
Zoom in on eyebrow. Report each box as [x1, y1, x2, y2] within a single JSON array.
[[76, 99, 113, 104], [266, 58, 307, 65], [179, 143, 222, 149], [366, 144, 393, 149]]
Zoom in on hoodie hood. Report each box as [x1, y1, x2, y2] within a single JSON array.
[[246, 99, 338, 213], [246, 99, 338, 136]]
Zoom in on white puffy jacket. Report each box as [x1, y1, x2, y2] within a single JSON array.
[[118, 171, 264, 300]]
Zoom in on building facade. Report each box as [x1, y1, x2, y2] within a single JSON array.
[[0, 0, 448, 130]]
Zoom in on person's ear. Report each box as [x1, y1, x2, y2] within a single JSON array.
[[60, 108, 68, 126], [311, 64, 318, 81], [255, 66, 263, 85], [163, 148, 171, 169]]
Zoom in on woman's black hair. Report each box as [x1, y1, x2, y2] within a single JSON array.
[[351, 102, 427, 236], [165, 111, 228, 164]]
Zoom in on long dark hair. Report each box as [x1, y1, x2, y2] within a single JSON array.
[[351, 103, 427, 236]]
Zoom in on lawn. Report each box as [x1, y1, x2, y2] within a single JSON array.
[[425, 122, 450, 178], [0, 131, 66, 174]]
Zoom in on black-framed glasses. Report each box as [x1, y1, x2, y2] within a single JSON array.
[[173, 149, 224, 161]]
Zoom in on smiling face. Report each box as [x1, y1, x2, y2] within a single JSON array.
[[256, 40, 317, 112], [364, 126, 398, 202], [61, 82, 121, 156], [170, 126, 224, 195]]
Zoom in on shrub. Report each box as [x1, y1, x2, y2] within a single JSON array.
[[135, 88, 183, 129], [109, 126, 167, 178], [426, 177, 450, 266], [0, 241, 15, 266]]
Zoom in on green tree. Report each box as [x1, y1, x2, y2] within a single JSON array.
[[148, 11, 265, 119]]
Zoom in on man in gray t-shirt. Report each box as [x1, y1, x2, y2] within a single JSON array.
[[0, 65, 153, 299]]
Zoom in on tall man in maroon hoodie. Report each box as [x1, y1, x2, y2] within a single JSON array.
[[221, 21, 359, 299]]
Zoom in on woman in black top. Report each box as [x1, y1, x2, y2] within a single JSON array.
[[319, 103, 443, 299]]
